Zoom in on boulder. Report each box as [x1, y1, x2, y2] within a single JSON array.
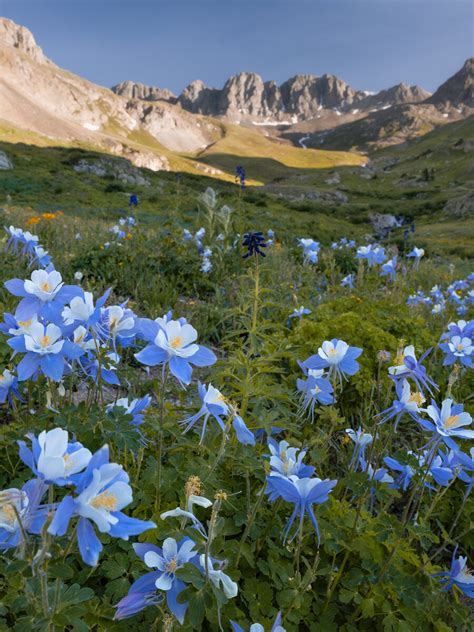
[[443, 194, 474, 217], [0, 151, 12, 169]]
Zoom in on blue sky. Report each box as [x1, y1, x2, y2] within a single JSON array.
[[2, 0, 473, 94]]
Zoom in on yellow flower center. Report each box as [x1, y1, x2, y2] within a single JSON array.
[[1, 504, 17, 524], [445, 415, 459, 428], [39, 335, 51, 348], [18, 320, 31, 328], [409, 392, 424, 406], [457, 343, 464, 351], [170, 336, 183, 349], [109, 317, 118, 330], [165, 558, 178, 573], [90, 491, 117, 511], [328, 348, 338, 356], [40, 281, 52, 292]]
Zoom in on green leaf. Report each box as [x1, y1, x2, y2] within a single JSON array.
[[360, 598, 375, 619]]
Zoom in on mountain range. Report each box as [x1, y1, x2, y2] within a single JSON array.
[[0, 16, 472, 180]]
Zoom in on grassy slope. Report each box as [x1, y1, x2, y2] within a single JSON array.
[[195, 122, 365, 182], [0, 117, 472, 258], [0, 115, 366, 186], [0, 140, 366, 244]]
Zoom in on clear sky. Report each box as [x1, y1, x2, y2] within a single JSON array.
[[1, 0, 473, 95]]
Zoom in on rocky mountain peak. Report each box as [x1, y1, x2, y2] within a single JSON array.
[[427, 57, 473, 107], [0, 17, 50, 64]]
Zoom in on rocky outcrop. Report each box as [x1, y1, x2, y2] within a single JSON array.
[[0, 150, 12, 169], [426, 58, 473, 107], [72, 154, 169, 186], [0, 17, 51, 65], [443, 194, 474, 217], [111, 80, 176, 103]]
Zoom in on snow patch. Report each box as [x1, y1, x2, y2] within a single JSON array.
[[83, 122, 101, 131]]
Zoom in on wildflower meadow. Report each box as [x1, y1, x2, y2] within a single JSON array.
[[0, 181, 472, 632]]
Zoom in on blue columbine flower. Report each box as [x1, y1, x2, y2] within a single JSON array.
[[106, 396, 151, 426], [296, 366, 334, 418], [180, 383, 228, 440], [383, 456, 415, 491], [180, 383, 255, 445], [432, 547, 474, 597], [265, 475, 337, 544], [444, 319, 474, 340], [341, 274, 355, 289], [61, 289, 110, 330], [161, 494, 213, 539], [0, 369, 20, 405], [418, 399, 474, 450], [356, 244, 386, 267], [457, 447, 474, 491], [388, 345, 438, 395], [135, 318, 216, 386], [439, 335, 473, 368], [289, 306, 311, 321], [18, 427, 92, 486], [345, 427, 373, 468], [380, 256, 397, 282], [407, 247, 425, 269], [298, 238, 319, 265], [267, 439, 315, 480], [377, 379, 425, 431], [4, 269, 82, 321], [200, 553, 238, 598], [231, 612, 286, 632], [8, 321, 84, 382], [5, 226, 39, 256], [0, 479, 49, 550], [48, 444, 155, 566], [303, 339, 362, 383], [114, 537, 199, 623]]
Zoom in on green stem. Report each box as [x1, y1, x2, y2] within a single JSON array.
[[235, 480, 266, 566]]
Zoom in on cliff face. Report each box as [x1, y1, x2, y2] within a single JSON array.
[[426, 58, 474, 107]]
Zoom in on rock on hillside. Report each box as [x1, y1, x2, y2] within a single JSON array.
[[111, 80, 176, 103]]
